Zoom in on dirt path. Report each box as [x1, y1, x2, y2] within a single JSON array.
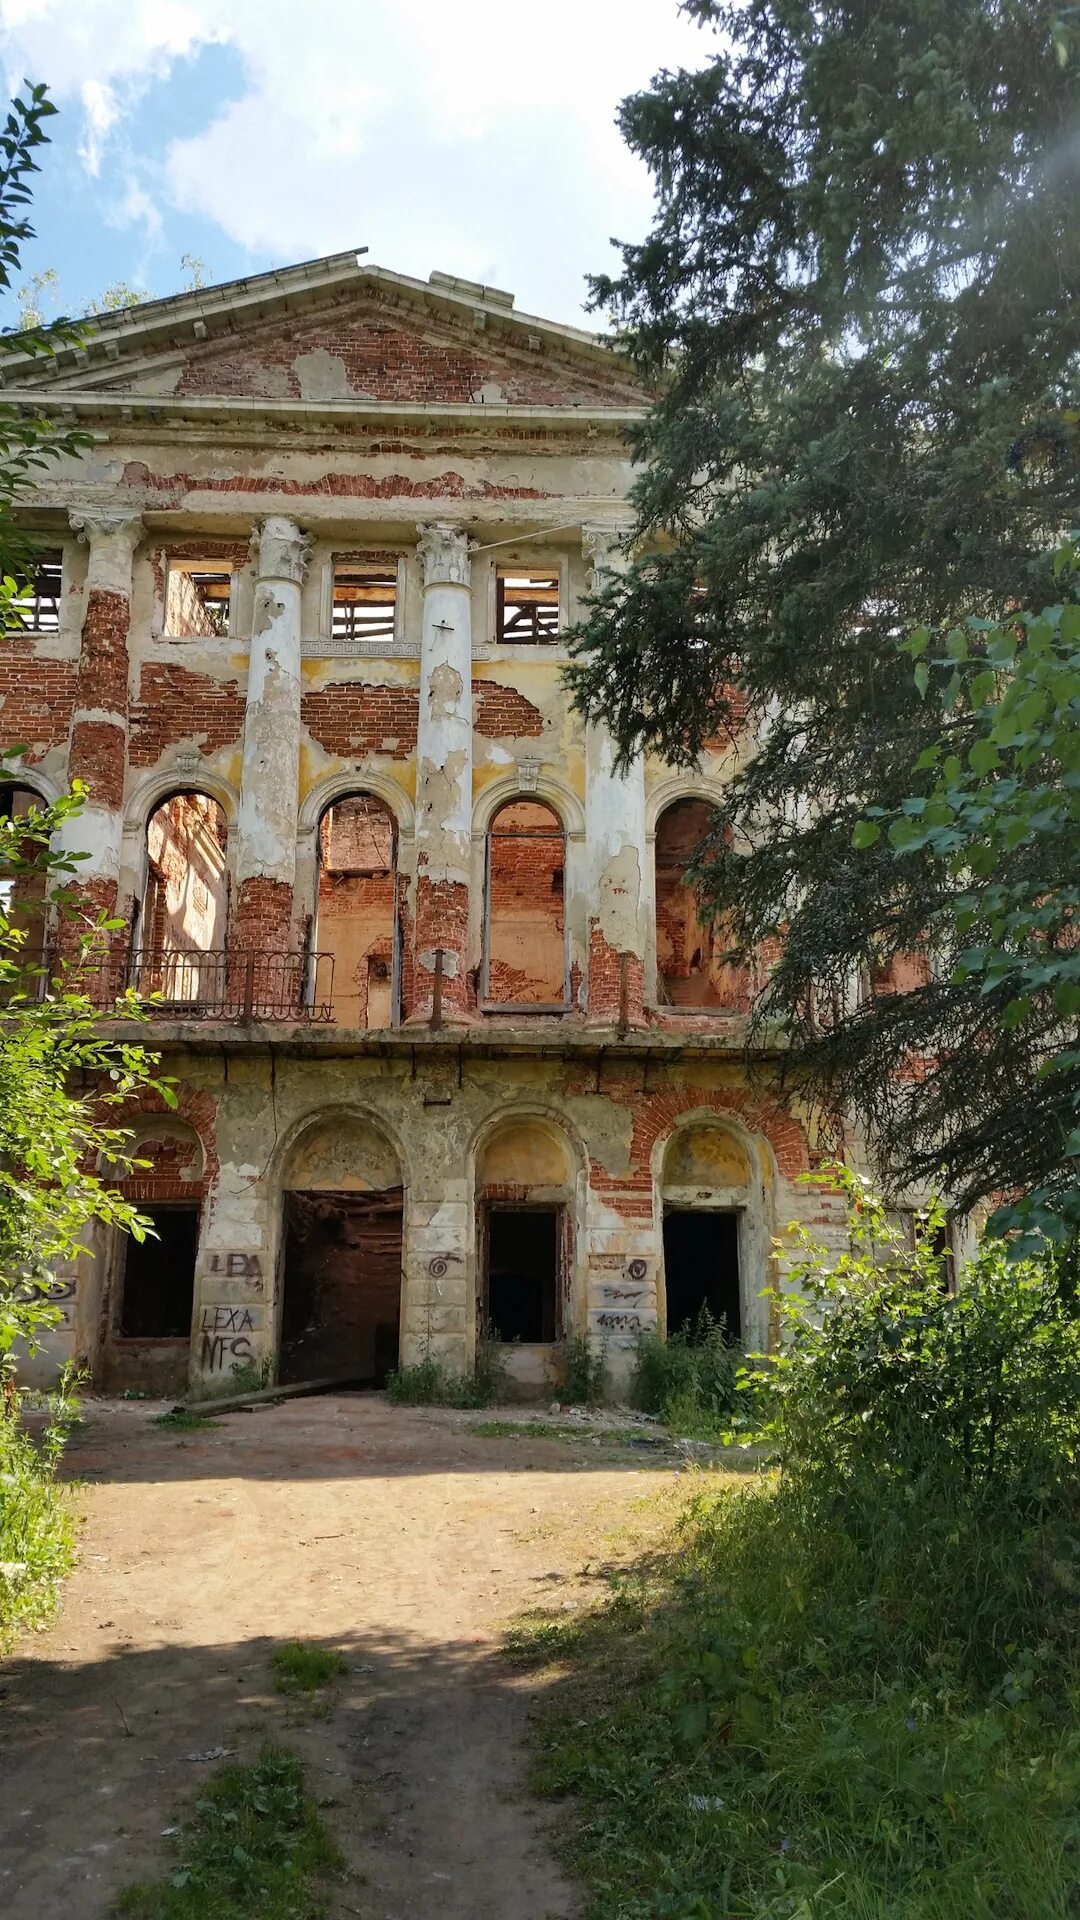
[[0, 1397, 687, 1918]]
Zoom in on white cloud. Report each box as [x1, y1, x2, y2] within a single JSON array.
[[0, 0, 713, 322]]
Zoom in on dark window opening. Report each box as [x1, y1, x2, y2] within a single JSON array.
[[495, 568, 560, 644], [281, 1189, 403, 1386], [11, 553, 62, 633], [888, 1208, 955, 1290], [663, 1209, 741, 1341], [120, 1204, 198, 1338], [485, 1205, 561, 1343], [165, 561, 232, 637], [332, 564, 398, 644]]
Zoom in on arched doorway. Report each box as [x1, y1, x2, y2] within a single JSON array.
[[483, 799, 567, 1007], [280, 1114, 404, 1386], [475, 1118, 575, 1389], [659, 1123, 752, 1341], [314, 794, 399, 1028], [654, 798, 748, 1010], [139, 791, 228, 1004]]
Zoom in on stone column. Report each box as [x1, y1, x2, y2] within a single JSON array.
[[59, 511, 142, 943], [233, 515, 309, 959], [411, 522, 474, 1022], [582, 523, 647, 1025]]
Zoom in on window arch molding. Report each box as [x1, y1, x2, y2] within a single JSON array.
[[298, 769, 414, 842], [471, 771, 584, 842], [0, 766, 61, 809]]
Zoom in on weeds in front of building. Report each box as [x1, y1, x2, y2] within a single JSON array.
[[630, 1307, 743, 1440], [385, 1324, 507, 1408], [114, 1746, 345, 1919], [518, 1177, 1080, 1917], [0, 1368, 79, 1645]]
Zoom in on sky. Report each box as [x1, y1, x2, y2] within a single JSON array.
[[0, 0, 712, 333]]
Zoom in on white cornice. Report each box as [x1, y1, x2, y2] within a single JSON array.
[[0, 389, 644, 432]]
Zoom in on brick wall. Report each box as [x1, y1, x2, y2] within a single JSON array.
[[413, 876, 471, 1019], [473, 681, 545, 740], [160, 299, 644, 410], [0, 647, 77, 758], [302, 684, 418, 760], [130, 664, 245, 765], [587, 920, 645, 1026]]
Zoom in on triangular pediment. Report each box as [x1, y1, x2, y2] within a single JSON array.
[[0, 252, 643, 416]]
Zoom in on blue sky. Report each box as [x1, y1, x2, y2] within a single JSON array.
[[0, 1, 711, 332]]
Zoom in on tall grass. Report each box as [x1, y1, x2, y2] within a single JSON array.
[[0, 1371, 78, 1645], [521, 1180, 1080, 1918], [631, 1306, 742, 1437]]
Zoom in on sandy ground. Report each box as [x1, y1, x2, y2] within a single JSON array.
[[0, 1395, 693, 1919]]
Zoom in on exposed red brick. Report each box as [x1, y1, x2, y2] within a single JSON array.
[[102, 297, 643, 409], [586, 920, 645, 1026], [411, 876, 472, 1020], [123, 466, 553, 502], [0, 648, 77, 757], [74, 588, 130, 718], [473, 681, 545, 740], [130, 663, 244, 765], [231, 876, 295, 955], [69, 718, 126, 810], [302, 683, 418, 760]]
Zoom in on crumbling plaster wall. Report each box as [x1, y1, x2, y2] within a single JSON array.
[[114, 1047, 821, 1399]]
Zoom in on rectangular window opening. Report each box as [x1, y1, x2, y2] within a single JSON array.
[[165, 561, 232, 638], [662, 1208, 741, 1342], [11, 552, 62, 633], [332, 563, 398, 644], [495, 567, 560, 645], [119, 1203, 199, 1338], [485, 1204, 561, 1343]]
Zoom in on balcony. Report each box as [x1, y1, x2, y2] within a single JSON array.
[[81, 946, 336, 1023]]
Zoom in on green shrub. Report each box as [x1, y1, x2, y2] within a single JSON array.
[[0, 1370, 78, 1645], [115, 1745, 344, 1918], [385, 1328, 506, 1409], [562, 1332, 605, 1405], [631, 1306, 742, 1437], [523, 1177, 1080, 1918]]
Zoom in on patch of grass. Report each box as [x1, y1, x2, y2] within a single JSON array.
[[0, 1378, 78, 1647], [270, 1642, 348, 1696], [386, 1329, 506, 1409], [114, 1744, 344, 1918], [152, 1408, 213, 1432], [469, 1419, 665, 1446]]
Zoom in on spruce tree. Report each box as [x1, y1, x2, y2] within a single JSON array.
[[569, 0, 1080, 1218]]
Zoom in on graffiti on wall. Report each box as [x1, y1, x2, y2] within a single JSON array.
[[204, 1252, 263, 1280], [198, 1301, 266, 1374]]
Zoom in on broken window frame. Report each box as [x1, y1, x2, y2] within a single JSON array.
[[651, 795, 735, 1013], [481, 799, 570, 1013], [324, 554, 406, 654], [163, 558, 235, 639], [487, 558, 565, 649], [9, 551, 63, 633], [480, 1200, 565, 1345]]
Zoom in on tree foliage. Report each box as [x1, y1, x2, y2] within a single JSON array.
[[853, 547, 1080, 1247], [0, 88, 170, 1382], [567, 1, 1080, 1218]]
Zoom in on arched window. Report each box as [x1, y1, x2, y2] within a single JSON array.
[[654, 798, 748, 1011], [483, 799, 567, 1008], [315, 794, 399, 1028], [476, 1119, 573, 1346], [139, 792, 228, 1003]]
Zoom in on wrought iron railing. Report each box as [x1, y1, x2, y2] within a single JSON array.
[[78, 946, 335, 1021]]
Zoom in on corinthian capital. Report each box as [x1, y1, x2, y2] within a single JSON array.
[[582, 520, 635, 592], [69, 509, 142, 595], [417, 521, 473, 589], [251, 515, 311, 585]]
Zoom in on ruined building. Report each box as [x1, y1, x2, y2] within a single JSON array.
[[3, 250, 829, 1397]]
